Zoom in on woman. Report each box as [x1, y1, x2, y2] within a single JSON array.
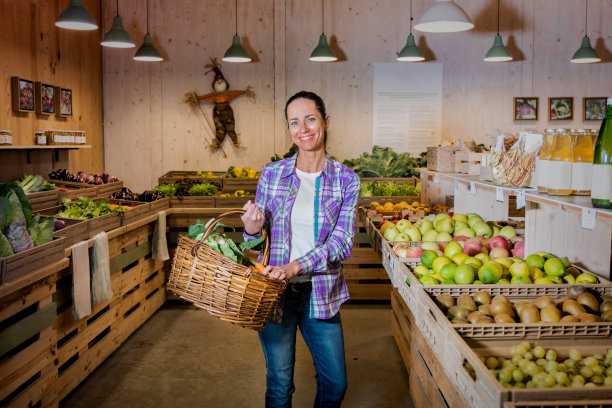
[[241, 91, 360, 407]]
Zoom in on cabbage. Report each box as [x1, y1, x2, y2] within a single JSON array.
[[0, 197, 10, 231], [0, 231, 13, 257], [0, 183, 32, 227], [28, 214, 54, 246], [4, 190, 34, 253]]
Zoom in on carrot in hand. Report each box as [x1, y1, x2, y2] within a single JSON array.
[[254, 263, 266, 273]]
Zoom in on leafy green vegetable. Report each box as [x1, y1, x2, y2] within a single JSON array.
[[28, 213, 55, 246], [0, 231, 14, 257], [0, 183, 32, 227], [16, 175, 55, 194], [57, 197, 124, 219], [359, 181, 417, 197], [0, 197, 11, 231], [187, 183, 219, 196], [342, 146, 427, 178], [153, 184, 178, 197]]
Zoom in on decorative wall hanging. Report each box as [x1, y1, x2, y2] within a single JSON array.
[[55, 87, 73, 116], [549, 97, 573, 121], [183, 58, 254, 157], [35, 82, 55, 115], [584, 97, 606, 121], [11, 77, 35, 112], [513, 97, 538, 121]]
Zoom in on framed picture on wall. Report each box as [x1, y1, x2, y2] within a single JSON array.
[[549, 97, 573, 121], [584, 97, 607, 121], [513, 97, 538, 121], [35, 82, 55, 115], [55, 87, 73, 117], [11, 76, 35, 112]]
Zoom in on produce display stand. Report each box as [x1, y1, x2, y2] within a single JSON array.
[[49, 179, 124, 200], [0, 237, 65, 284], [157, 170, 225, 186]]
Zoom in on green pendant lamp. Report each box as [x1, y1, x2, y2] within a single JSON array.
[[310, 0, 337, 62], [571, 0, 601, 64], [134, 0, 163, 61], [414, 0, 473, 33], [484, 0, 512, 62], [101, 0, 134, 48], [223, 0, 251, 62], [55, 0, 98, 31], [397, 0, 425, 62]]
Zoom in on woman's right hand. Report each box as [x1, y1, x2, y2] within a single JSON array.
[[241, 200, 264, 235]]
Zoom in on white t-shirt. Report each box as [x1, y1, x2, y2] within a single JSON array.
[[289, 168, 321, 282]]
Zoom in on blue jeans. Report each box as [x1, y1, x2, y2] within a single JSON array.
[[259, 281, 347, 408]]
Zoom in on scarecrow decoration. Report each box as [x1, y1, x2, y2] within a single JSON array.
[[183, 58, 254, 157]]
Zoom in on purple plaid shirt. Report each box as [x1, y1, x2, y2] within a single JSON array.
[[244, 153, 360, 320]]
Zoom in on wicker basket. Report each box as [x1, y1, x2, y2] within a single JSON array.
[[167, 209, 287, 330]]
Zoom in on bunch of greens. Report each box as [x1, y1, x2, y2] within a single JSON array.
[[153, 183, 178, 197], [187, 219, 265, 267], [342, 146, 427, 178], [360, 181, 418, 197], [16, 175, 55, 194], [57, 197, 125, 219], [187, 183, 219, 196]]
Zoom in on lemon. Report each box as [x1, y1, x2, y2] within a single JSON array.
[[543, 258, 565, 277]]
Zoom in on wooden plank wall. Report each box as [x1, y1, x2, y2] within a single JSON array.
[[101, 0, 612, 192], [0, 0, 104, 182]]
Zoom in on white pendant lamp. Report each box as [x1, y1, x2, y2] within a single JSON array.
[[484, 0, 512, 62], [134, 0, 163, 62], [223, 0, 251, 62], [397, 0, 425, 62], [414, 0, 474, 33], [55, 0, 98, 31], [571, 0, 601, 64], [309, 0, 337, 62], [101, 0, 134, 48]]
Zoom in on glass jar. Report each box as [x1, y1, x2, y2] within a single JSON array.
[[537, 129, 555, 193], [570, 129, 594, 195], [0, 130, 12, 145], [548, 129, 573, 195], [34, 131, 47, 145]]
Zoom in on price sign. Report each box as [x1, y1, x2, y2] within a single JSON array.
[[470, 182, 477, 195], [434, 173, 440, 184], [581, 208, 596, 231], [496, 187, 504, 202], [516, 191, 526, 209]]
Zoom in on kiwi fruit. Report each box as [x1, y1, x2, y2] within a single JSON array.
[[601, 309, 612, 322], [435, 294, 456, 312], [457, 294, 477, 313], [539, 305, 562, 323], [478, 304, 493, 317], [519, 304, 540, 323], [576, 293, 600, 313], [494, 313, 515, 324], [476, 316, 495, 324], [533, 296, 555, 309], [448, 306, 470, 320], [601, 294, 612, 303], [473, 290, 492, 306], [562, 299, 587, 316], [490, 300, 514, 318], [492, 294, 511, 305], [514, 300, 530, 316], [567, 286, 587, 299], [467, 311, 485, 324], [556, 296, 572, 307], [600, 301, 612, 315], [560, 315, 580, 323], [576, 313, 601, 323]]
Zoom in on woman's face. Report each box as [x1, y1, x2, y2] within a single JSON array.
[[286, 98, 327, 153]]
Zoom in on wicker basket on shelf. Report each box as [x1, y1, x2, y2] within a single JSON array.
[[167, 209, 287, 330]]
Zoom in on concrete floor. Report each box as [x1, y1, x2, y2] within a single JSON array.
[[61, 301, 413, 408]]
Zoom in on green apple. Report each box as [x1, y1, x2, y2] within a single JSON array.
[[394, 232, 411, 242], [432, 256, 452, 274], [444, 241, 463, 259], [383, 226, 400, 241], [454, 227, 476, 238], [452, 213, 468, 223], [497, 278, 511, 284], [511, 275, 532, 284], [509, 261, 530, 278], [467, 215, 484, 228], [433, 213, 451, 228], [405, 227, 421, 242], [418, 219, 434, 235], [472, 221, 493, 238], [576, 273, 598, 284], [395, 219, 412, 232], [454, 264, 475, 284], [453, 221, 469, 231], [534, 277, 554, 284], [421, 241, 440, 251], [478, 261, 503, 284], [474, 253, 490, 263], [435, 232, 453, 242], [419, 275, 439, 285], [413, 265, 430, 276], [493, 257, 513, 269], [451, 252, 469, 265], [498, 225, 517, 240], [492, 226, 500, 237], [440, 263, 458, 280], [435, 218, 454, 234], [462, 257, 482, 269], [422, 230, 439, 242], [525, 254, 545, 269]]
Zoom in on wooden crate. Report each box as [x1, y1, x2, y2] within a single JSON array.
[[427, 146, 462, 172], [214, 195, 254, 208], [359, 177, 418, 185], [222, 177, 259, 192], [157, 170, 225, 186], [343, 233, 391, 301], [454, 151, 488, 175], [53, 217, 89, 247], [358, 195, 421, 207], [149, 197, 171, 212], [170, 196, 215, 208], [54, 183, 99, 200], [113, 199, 152, 226], [27, 190, 60, 212], [52, 221, 166, 404], [96, 180, 123, 198], [0, 259, 68, 408], [1, 237, 65, 284]]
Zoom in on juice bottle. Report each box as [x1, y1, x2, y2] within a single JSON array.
[[591, 98, 612, 208], [537, 129, 555, 193], [547, 129, 573, 195], [570, 128, 594, 195]]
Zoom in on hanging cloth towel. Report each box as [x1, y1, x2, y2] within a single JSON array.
[[152, 210, 170, 262], [91, 231, 112, 304], [71, 240, 91, 320]]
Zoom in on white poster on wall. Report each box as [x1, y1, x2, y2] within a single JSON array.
[[372, 63, 442, 154]]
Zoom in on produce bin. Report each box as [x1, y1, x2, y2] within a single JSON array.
[[53, 217, 89, 247], [214, 195, 254, 208], [157, 170, 225, 186], [222, 178, 259, 192], [42, 204, 122, 238], [149, 197, 171, 212], [26, 190, 60, 212], [112, 199, 152, 226], [0, 236, 65, 284], [359, 176, 419, 185], [170, 196, 215, 208], [96, 180, 123, 198], [52, 180, 99, 200]]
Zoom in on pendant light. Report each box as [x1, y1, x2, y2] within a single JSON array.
[[309, 0, 337, 62], [101, 0, 134, 48], [134, 0, 163, 62], [223, 0, 251, 62], [484, 0, 512, 62], [571, 0, 601, 64], [55, 0, 98, 31], [397, 0, 425, 61], [414, 0, 473, 33]]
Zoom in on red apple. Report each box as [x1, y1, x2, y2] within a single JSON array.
[[489, 235, 510, 251], [452, 235, 469, 242], [476, 235, 490, 250], [404, 246, 424, 258], [512, 241, 525, 258], [489, 247, 510, 260], [463, 237, 483, 256], [510, 235, 524, 245]]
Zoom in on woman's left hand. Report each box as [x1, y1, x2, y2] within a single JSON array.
[[261, 261, 302, 280]]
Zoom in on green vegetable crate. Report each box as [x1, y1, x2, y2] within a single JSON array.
[[43, 203, 121, 239], [0, 236, 65, 284]]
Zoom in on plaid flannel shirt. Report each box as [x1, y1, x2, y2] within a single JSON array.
[[244, 153, 360, 320]]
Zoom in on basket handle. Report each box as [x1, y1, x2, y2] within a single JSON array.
[[190, 209, 270, 266]]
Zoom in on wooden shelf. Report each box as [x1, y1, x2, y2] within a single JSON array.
[[0, 145, 91, 150], [416, 168, 534, 197], [525, 192, 612, 221]]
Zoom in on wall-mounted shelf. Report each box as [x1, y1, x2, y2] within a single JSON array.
[[0, 145, 91, 162], [525, 192, 612, 221]]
